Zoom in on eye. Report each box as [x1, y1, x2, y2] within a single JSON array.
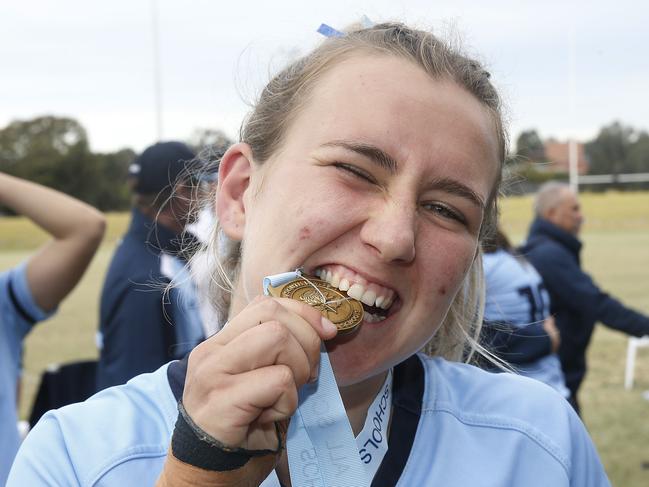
[[332, 162, 377, 184], [422, 202, 467, 225]]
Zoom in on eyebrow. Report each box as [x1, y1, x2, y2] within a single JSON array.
[[321, 140, 398, 174], [322, 139, 485, 210], [426, 177, 486, 210]]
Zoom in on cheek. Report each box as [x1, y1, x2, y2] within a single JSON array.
[[420, 235, 477, 300]]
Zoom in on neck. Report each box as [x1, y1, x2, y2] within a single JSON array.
[[340, 371, 389, 435]]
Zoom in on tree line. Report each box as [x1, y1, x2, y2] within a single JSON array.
[[0, 116, 231, 214], [1, 116, 647, 214], [515, 121, 649, 175]]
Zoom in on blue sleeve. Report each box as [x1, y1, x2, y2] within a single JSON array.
[[531, 245, 649, 338], [96, 284, 175, 390], [2, 263, 54, 339], [7, 415, 80, 486], [566, 403, 612, 486], [482, 320, 552, 364]]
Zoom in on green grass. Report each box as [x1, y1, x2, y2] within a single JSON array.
[[2, 193, 649, 485]]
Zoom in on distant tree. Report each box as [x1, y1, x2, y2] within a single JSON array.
[[585, 121, 636, 176], [0, 116, 90, 183], [188, 128, 233, 178], [626, 131, 649, 173], [0, 116, 133, 211], [515, 129, 546, 163], [91, 148, 136, 211], [188, 128, 232, 154]]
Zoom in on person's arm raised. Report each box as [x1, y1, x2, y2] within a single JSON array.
[[0, 173, 106, 311]]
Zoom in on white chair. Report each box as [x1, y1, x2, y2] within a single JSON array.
[[624, 336, 649, 390]]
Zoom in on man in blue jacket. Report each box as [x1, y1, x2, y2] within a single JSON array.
[[522, 181, 649, 413], [96, 142, 206, 390]]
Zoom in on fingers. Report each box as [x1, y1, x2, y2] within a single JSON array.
[[181, 294, 338, 451], [221, 320, 315, 385], [216, 296, 337, 344], [184, 364, 298, 448]]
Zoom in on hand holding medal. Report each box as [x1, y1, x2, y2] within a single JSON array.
[[178, 286, 338, 484]]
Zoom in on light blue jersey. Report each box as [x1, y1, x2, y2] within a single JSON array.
[[1, 263, 53, 486], [483, 249, 569, 396], [9, 354, 610, 486]]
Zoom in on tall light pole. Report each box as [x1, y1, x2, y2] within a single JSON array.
[[151, 0, 163, 141], [568, 16, 578, 191]]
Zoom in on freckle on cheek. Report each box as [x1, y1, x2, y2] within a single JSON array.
[[438, 287, 447, 296]]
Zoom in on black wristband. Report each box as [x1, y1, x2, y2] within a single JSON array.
[[170, 402, 282, 471]]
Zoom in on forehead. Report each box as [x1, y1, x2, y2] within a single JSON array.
[[282, 54, 501, 190]]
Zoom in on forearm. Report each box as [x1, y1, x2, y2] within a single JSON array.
[[597, 294, 649, 337], [0, 173, 106, 310], [0, 172, 105, 240]]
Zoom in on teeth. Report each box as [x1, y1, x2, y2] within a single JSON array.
[[314, 267, 395, 310], [330, 273, 340, 287], [361, 290, 376, 306], [347, 283, 364, 301], [364, 312, 386, 323]]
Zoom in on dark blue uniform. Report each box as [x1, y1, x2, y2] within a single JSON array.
[[522, 217, 649, 409], [96, 209, 204, 390]]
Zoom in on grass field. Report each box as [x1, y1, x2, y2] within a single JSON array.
[[2, 192, 649, 485]]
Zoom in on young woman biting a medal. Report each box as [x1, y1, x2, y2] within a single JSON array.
[[9, 22, 610, 487]]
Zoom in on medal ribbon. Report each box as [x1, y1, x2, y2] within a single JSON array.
[[262, 271, 382, 487]]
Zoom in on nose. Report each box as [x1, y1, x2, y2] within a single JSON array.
[[360, 199, 416, 264]]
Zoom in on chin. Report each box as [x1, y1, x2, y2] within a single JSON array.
[[325, 327, 407, 387]]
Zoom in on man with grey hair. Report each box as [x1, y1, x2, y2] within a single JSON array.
[[521, 181, 649, 413]]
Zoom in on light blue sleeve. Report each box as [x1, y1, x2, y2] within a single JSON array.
[[566, 407, 611, 486], [8, 365, 176, 487], [7, 415, 81, 486], [2, 262, 55, 338]]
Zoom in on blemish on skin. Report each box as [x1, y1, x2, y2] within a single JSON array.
[[438, 287, 447, 296], [298, 226, 312, 241]]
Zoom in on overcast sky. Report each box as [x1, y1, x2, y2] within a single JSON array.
[[2, 0, 648, 153]]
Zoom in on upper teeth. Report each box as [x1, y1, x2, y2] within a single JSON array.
[[314, 267, 394, 309]]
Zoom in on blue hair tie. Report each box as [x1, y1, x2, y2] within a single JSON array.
[[317, 23, 344, 38]]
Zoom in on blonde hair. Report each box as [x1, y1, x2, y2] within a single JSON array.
[[199, 22, 507, 362]]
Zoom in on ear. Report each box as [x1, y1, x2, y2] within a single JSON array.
[[216, 143, 254, 241], [543, 206, 557, 224]]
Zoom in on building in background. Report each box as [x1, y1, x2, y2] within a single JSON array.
[[543, 140, 589, 174]]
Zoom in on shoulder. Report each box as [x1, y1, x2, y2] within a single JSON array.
[[106, 233, 163, 280], [414, 356, 604, 481], [523, 237, 572, 272], [422, 357, 568, 419], [10, 365, 176, 486]]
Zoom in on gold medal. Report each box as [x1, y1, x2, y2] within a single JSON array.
[[266, 275, 364, 334]]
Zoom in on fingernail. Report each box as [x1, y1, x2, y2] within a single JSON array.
[[310, 363, 320, 383], [321, 317, 337, 334]]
